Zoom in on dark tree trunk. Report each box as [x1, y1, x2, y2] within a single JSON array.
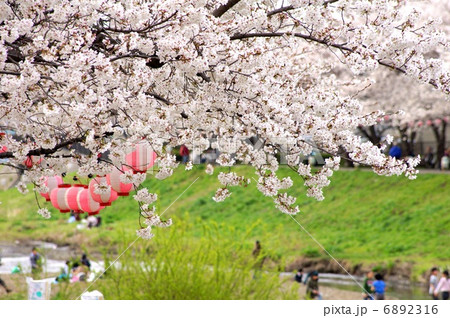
[[398, 127, 417, 157], [358, 125, 382, 145], [431, 121, 447, 169], [338, 146, 354, 167]]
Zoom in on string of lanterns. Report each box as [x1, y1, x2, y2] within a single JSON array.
[[40, 142, 156, 215]]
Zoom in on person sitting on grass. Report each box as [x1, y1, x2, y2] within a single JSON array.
[[306, 271, 322, 300], [70, 262, 89, 283], [0, 276, 12, 293], [55, 261, 71, 283], [372, 273, 387, 300], [81, 253, 91, 270], [294, 268, 304, 284]]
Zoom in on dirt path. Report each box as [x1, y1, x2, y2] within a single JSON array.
[[282, 279, 397, 300], [0, 274, 390, 300]]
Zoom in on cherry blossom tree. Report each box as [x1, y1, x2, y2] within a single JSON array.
[[345, 0, 450, 165], [355, 69, 449, 162], [1, 0, 448, 237]]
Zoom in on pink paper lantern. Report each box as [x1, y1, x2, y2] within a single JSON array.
[[426, 120, 432, 126], [125, 141, 157, 173], [39, 176, 63, 201], [434, 119, 442, 126], [77, 189, 103, 214], [106, 167, 134, 196], [89, 176, 118, 207], [66, 184, 86, 212], [50, 184, 72, 213]]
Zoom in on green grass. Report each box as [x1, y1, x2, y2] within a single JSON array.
[[2, 218, 298, 300], [0, 165, 449, 279], [57, 220, 298, 300]]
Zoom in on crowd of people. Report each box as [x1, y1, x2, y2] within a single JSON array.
[[2, 247, 94, 288], [423, 147, 450, 170], [67, 210, 102, 229], [429, 267, 450, 300], [294, 267, 450, 300], [54, 253, 93, 284], [390, 144, 450, 170], [25, 247, 94, 284], [294, 268, 388, 300], [294, 268, 323, 300], [362, 271, 387, 300]]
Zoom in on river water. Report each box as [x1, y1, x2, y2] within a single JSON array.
[[0, 241, 104, 275], [1, 241, 430, 299], [314, 273, 429, 300]]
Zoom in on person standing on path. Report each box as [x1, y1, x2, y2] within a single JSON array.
[[252, 240, 261, 258], [29, 247, 42, 274], [180, 145, 190, 163], [306, 271, 322, 300], [434, 270, 450, 300], [388, 144, 402, 159], [429, 267, 440, 300], [252, 241, 265, 279], [372, 273, 387, 300], [363, 271, 374, 300]]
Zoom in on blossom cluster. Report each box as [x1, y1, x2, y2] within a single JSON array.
[[0, 0, 445, 221], [136, 204, 172, 239], [133, 189, 158, 205], [37, 208, 51, 219], [93, 181, 111, 195]]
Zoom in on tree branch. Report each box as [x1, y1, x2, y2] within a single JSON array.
[[267, 1, 340, 17], [0, 70, 21, 76], [212, 0, 241, 18], [101, 11, 178, 34], [0, 132, 113, 160], [231, 32, 447, 93], [230, 32, 351, 52]]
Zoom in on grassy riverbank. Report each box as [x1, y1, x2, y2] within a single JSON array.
[[0, 165, 449, 280]]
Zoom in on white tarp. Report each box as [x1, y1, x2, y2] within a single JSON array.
[[26, 277, 54, 300]]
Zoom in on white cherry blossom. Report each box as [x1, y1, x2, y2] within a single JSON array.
[[0, 0, 446, 223]]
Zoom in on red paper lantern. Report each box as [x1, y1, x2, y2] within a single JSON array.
[[77, 189, 103, 214], [106, 167, 134, 196], [89, 176, 118, 206], [0, 133, 7, 154], [125, 141, 157, 173], [23, 155, 43, 168], [50, 185, 72, 213], [39, 176, 63, 201]]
